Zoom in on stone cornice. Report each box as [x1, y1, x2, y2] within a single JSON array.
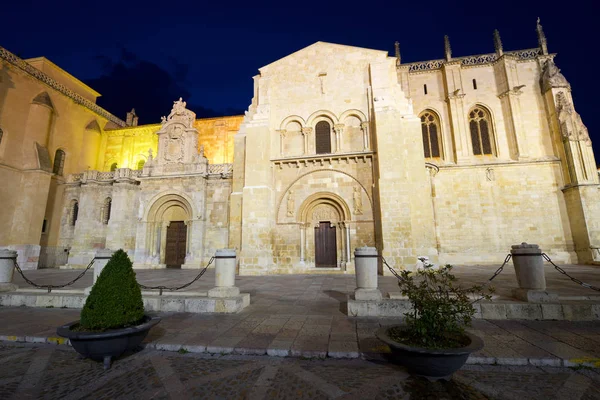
[[404, 48, 545, 74], [0, 46, 126, 127]]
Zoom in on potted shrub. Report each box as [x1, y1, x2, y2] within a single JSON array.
[[376, 259, 492, 380], [57, 249, 160, 369]]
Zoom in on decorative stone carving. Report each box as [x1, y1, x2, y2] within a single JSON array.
[[312, 205, 336, 221], [556, 92, 590, 144], [485, 168, 495, 181], [152, 98, 206, 174], [353, 187, 363, 215], [287, 191, 295, 217], [540, 59, 570, 93]]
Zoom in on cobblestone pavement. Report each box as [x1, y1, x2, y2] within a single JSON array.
[[1, 307, 600, 366], [2, 342, 600, 400]]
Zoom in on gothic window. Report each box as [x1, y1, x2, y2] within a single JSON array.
[[53, 149, 65, 176], [136, 159, 145, 170], [102, 198, 112, 225], [70, 200, 79, 226], [315, 121, 331, 154], [420, 111, 441, 158], [469, 106, 494, 155], [110, 163, 118, 172]]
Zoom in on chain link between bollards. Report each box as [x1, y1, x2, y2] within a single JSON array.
[[542, 253, 600, 292], [138, 256, 215, 295], [10, 258, 95, 293]]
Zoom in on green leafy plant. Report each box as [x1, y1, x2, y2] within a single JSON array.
[[390, 260, 493, 349], [79, 249, 144, 331]]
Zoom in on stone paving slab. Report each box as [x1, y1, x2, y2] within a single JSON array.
[[2, 342, 600, 399], [1, 307, 600, 369]]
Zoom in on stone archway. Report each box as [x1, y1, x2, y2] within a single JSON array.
[[145, 194, 194, 267], [298, 193, 352, 268]]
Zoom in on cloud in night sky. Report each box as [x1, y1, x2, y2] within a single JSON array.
[[85, 49, 244, 124]]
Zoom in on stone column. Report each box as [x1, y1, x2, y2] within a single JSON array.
[[354, 247, 381, 300], [511, 243, 557, 302], [299, 224, 306, 263], [84, 249, 115, 295], [361, 122, 370, 151], [302, 127, 312, 155], [0, 249, 18, 292], [345, 224, 351, 265], [208, 249, 240, 298], [334, 124, 344, 153], [277, 129, 286, 157]]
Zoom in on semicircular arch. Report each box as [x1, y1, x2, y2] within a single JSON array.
[[144, 190, 196, 221], [280, 115, 306, 130], [307, 110, 338, 126], [298, 191, 351, 223], [339, 109, 367, 123]]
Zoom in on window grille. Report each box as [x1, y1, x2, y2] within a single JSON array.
[[315, 121, 331, 154]]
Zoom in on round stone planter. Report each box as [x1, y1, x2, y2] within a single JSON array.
[[57, 315, 161, 369], [376, 325, 484, 380]]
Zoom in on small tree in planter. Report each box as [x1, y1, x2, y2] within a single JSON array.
[[377, 260, 493, 379], [80, 249, 144, 331], [57, 249, 160, 369]]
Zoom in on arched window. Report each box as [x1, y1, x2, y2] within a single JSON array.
[[420, 111, 441, 158], [136, 159, 145, 170], [315, 121, 331, 154], [70, 200, 79, 226], [53, 149, 65, 176], [468, 106, 494, 155], [110, 163, 118, 172], [102, 198, 112, 225]]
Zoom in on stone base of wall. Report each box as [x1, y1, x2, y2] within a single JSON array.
[[347, 295, 600, 320], [0, 290, 250, 313], [7, 245, 41, 270]]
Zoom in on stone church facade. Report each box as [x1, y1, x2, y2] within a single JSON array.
[[1, 21, 599, 274]]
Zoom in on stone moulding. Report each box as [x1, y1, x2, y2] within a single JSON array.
[[405, 48, 543, 73], [0, 46, 126, 127], [65, 163, 233, 185], [272, 151, 373, 169]]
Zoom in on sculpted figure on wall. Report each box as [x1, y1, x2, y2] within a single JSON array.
[[556, 92, 590, 144], [540, 59, 570, 93], [287, 191, 295, 217], [353, 187, 363, 215]]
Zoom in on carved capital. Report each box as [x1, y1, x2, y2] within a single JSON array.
[[301, 127, 313, 136], [276, 129, 287, 138], [333, 124, 345, 134], [360, 122, 369, 131]]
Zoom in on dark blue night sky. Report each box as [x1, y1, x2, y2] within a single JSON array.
[[3, 0, 598, 156]]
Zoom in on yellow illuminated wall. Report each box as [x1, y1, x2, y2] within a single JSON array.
[[100, 115, 243, 171]]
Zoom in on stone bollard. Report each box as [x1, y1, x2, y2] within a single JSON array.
[[354, 247, 382, 301], [208, 249, 240, 298], [511, 243, 558, 303], [0, 249, 18, 292], [84, 249, 115, 295]]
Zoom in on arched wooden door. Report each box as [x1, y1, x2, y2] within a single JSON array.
[[165, 221, 187, 268], [315, 221, 336, 268]]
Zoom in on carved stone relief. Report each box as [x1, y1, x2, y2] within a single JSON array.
[[287, 191, 295, 217], [353, 187, 363, 215], [556, 92, 590, 144], [311, 204, 337, 222]]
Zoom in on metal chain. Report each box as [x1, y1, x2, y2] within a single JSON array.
[[542, 253, 600, 292], [138, 256, 215, 296], [379, 255, 403, 280], [379, 254, 511, 285], [12, 258, 95, 293]]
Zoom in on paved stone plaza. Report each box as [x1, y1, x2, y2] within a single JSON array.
[[2, 342, 600, 400], [1, 264, 600, 398]]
